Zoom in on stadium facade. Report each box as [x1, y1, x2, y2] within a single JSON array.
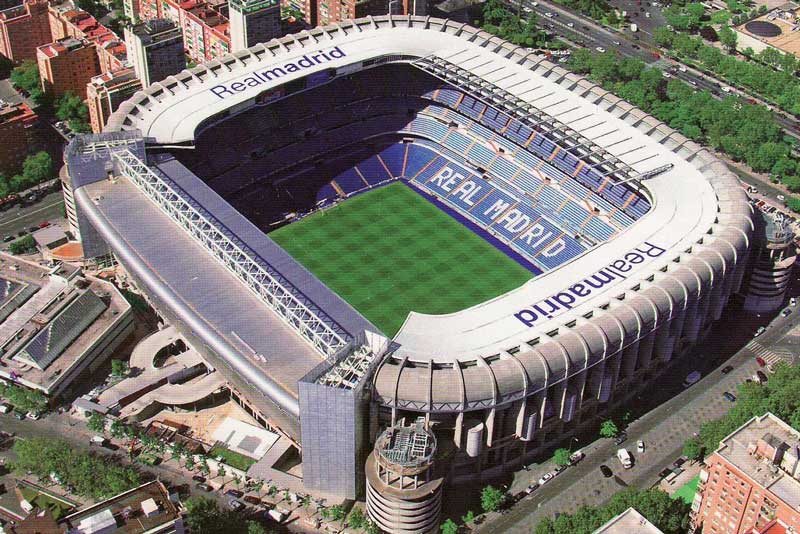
[[63, 15, 755, 504]]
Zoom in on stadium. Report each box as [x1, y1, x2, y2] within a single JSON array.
[[64, 14, 754, 509]]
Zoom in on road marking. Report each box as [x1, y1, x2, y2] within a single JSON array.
[[0, 200, 64, 231]]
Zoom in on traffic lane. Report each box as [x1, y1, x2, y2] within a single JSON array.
[[0, 199, 65, 246], [484, 354, 761, 533]]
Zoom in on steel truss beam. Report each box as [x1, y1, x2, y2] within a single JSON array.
[[110, 149, 350, 359]]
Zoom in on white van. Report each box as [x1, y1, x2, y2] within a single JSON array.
[[0, 403, 11, 414], [268, 508, 289, 523], [617, 448, 633, 469]]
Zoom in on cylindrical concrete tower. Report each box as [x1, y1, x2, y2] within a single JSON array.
[[366, 418, 442, 534], [744, 211, 797, 313]]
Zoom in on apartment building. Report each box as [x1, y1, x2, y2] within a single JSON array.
[[692, 413, 800, 534]]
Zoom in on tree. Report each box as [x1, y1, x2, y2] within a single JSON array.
[[184, 496, 248, 534], [683, 438, 703, 461], [365, 519, 381, 534], [461, 510, 476, 524], [21, 151, 52, 187], [184, 455, 196, 470], [247, 522, 267, 534], [553, 447, 572, 467], [533, 488, 690, 534], [10, 61, 46, 106], [8, 235, 36, 255], [440, 518, 459, 534], [329, 505, 346, 522], [111, 359, 130, 377], [480, 485, 506, 513], [217, 464, 226, 478], [718, 25, 738, 51], [87, 412, 106, 433], [600, 419, 619, 438], [56, 92, 90, 133], [109, 419, 127, 439], [347, 508, 366, 529]]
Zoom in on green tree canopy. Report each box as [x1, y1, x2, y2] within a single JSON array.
[[599, 419, 619, 438], [535, 488, 690, 534], [56, 93, 91, 133], [553, 447, 572, 467], [440, 518, 459, 534], [183, 496, 248, 534], [481, 485, 506, 513]]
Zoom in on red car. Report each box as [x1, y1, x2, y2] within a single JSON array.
[[756, 357, 766, 367], [38, 221, 50, 229]]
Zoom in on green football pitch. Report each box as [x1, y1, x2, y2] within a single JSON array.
[[269, 182, 534, 336]]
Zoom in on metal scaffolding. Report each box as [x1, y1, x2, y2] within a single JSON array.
[[110, 149, 350, 359], [411, 55, 642, 186]]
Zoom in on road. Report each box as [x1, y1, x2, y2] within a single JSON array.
[[514, 0, 800, 138], [477, 300, 800, 532], [0, 191, 65, 246]]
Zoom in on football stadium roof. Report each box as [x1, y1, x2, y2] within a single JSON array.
[[79, 15, 752, 421]]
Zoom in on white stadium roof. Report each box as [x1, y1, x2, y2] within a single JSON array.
[[104, 16, 750, 368]]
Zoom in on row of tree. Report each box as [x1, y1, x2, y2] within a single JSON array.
[[12, 437, 141, 500], [9, 62, 91, 132], [0, 382, 47, 412], [533, 488, 691, 534], [683, 361, 800, 461], [553, 0, 619, 25], [567, 50, 800, 199], [653, 28, 800, 116], [184, 496, 272, 534], [477, 0, 557, 48], [0, 151, 54, 198]]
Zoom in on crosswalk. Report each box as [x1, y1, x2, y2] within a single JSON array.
[[746, 340, 793, 367]]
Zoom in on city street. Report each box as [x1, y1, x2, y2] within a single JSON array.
[[0, 191, 65, 246], [475, 301, 800, 532]]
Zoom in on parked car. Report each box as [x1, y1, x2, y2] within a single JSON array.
[[13, 411, 25, 420], [782, 308, 792, 317], [617, 448, 633, 469], [791, 297, 797, 307], [721, 365, 734, 374], [191, 475, 206, 483], [754, 326, 766, 337], [596, 46, 606, 53], [228, 499, 244, 511], [723, 391, 737, 402], [683, 371, 701, 387], [26, 411, 40, 420], [525, 483, 540, 494], [196, 483, 212, 492], [0, 403, 12, 414], [637, 440, 645, 453], [538, 472, 555, 485], [3, 236, 13, 243], [224, 489, 243, 499], [38, 221, 51, 229], [600, 464, 613, 478], [614, 432, 628, 445], [569, 450, 585, 464]]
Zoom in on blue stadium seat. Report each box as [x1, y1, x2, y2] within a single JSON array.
[[357, 155, 393, 186], [378, 144, 407, 178], [316, 183, 338, 204], [404, 144, 439, 180], [334, 169, 367, 195], [466, 143, 495, 167]]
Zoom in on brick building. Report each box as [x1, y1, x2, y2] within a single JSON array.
[[85, 68, 141, 133], [692, 413, 800, 534], [36, 37, 101, 99], [316, 0, 423, 27], [0, 101, 37, 175], [48, 5, 127, 74], [0, 0, 52, 62]]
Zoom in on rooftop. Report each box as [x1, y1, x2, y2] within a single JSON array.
[[715, 412, 800, 510], [0, 255, 130, 395], [736, 6, 800, 58], [0, 101, 36, 125], [59, 481, 180, 534], [376, 418, 436, 468], [37, 37, 89, 58], [592, 508, 665, 534]]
